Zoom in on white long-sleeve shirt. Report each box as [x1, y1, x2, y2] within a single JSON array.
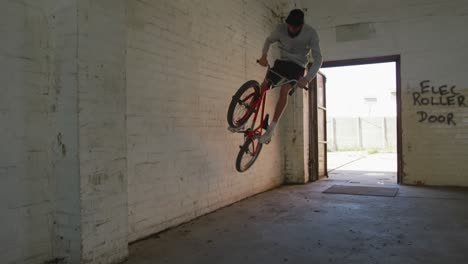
[[262, 23, 322, 81]]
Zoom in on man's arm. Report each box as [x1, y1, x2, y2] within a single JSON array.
[[304, 30, 323, 81]]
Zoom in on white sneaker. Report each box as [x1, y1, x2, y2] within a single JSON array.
[[259, 128, 274, 144]]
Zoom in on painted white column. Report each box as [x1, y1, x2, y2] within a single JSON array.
[[77, 0, 128, 263]]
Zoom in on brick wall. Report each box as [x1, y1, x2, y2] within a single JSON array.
[[126, 0, 289, 242], [1, 1, 129, 263], [11, 1, 466, 263], [0, 1, 80, 263], [2, 0, 296, 262], [300, 0, 468, 186], [280, 89, 309, 183], [77, 0, 128, 263]]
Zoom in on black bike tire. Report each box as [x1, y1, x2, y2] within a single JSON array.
[[235, 138, 263, 172], [227, 80, 260, 129]]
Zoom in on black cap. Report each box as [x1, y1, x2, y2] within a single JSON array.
[[285, 9, 304, 26]]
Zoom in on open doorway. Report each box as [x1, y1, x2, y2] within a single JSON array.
[[319, 56, 401, 185]]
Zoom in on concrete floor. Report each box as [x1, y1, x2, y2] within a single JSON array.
[[125, 153, 468, 264]]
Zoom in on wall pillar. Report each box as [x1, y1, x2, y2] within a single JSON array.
[[77, 0, 128, 263], [282, 90, 308, 184]]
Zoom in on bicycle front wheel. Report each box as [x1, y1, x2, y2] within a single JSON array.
[[227, 80, 260, 129], [236, 137, 263, 172]]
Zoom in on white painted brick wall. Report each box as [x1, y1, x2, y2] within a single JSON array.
[[280, 89, 309, 183], [2, 0, 299, 263], [12, 1, 468, 263], [300, 0, 468, 186], [1, 1, 80, 263], [77, 0, 128, 263], [46, 2, 81, 263], [127, 0, 289, 242], [2, 0, 129, 263]]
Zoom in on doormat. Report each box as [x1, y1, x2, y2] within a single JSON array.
[[323, 185, 399, 197]]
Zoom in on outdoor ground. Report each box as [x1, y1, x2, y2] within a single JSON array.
[[327, 151, 397, 185]]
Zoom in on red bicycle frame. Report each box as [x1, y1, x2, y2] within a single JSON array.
[[235, 64, 302, 156], [239, 81, 270, 155]]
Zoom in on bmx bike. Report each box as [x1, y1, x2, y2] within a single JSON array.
[[226, 62, 307, 172]]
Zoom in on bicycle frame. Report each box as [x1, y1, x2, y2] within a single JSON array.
[[244, 81, 269, 139], [229, 62, 308, 172], [241, 67, 299, 154]]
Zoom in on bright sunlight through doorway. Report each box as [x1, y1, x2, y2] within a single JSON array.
[[321, 62, 397, 185]]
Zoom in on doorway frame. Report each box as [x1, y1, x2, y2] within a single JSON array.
[[321, 55, 402, 184]]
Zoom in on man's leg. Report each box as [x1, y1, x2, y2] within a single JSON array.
[[259, 83, 292, 144], [272, 83, 293, 123]]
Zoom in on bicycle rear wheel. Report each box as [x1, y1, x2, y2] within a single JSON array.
[[227, 80, 260, 129], [236, 137, 263, 172]]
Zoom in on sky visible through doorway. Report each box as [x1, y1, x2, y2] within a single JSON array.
[[320, 62, 396, 118]]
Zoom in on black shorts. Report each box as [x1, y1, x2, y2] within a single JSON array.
[[266, 60, 305, 86]]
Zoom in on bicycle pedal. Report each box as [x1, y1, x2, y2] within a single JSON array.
[[238, 145, 248, 153], [228, 125, 245, 133]]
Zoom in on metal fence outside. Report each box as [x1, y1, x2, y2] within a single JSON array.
[[327, 117, 397, 152]]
